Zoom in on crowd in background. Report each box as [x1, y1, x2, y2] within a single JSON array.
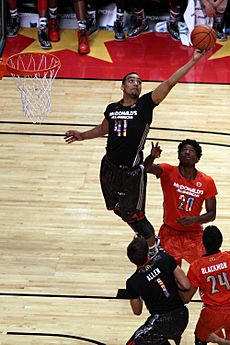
[[6, 0, 229, 54]]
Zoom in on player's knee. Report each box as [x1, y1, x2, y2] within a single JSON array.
[[128, 217, 154, 239], [195, 336, 207, 345]]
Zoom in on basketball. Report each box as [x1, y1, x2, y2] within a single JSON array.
[[191, 25, 217, 50]]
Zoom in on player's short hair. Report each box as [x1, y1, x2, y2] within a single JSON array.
[[202, 225, 223, 253], [178, 139, 202, 160], [122, 72, 142, 85], [127, 236, 148, 266]]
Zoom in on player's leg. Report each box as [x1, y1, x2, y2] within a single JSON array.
[[38, 0, 52, 49], [126, 316, 170, 345], [127, 0, 148, 38], [86, 0, 97, 35], [114, 0, 126, 41], [70, 0, 89, 54], [7, 0, 20, 37], [100, 155, 122, 213], [127, 306, 188, 345], [195, 306, 228, 345], [167, 0, 186, 41], [118, 164, 160, 256], [48, 0, 60, 42], [158, 224, 182, 266], [213, 0, 228, 41], [182, 230, 205, 264]]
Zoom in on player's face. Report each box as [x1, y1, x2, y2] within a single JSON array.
[[179, 144, 198, 166], [122, 74, 142, 98]]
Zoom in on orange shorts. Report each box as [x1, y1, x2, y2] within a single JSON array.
[[195, 305, 230, 341], [158, 224, 205, 265]]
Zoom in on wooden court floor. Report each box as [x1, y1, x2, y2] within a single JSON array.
[[0, 77, 229, 344]]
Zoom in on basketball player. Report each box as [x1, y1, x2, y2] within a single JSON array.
[[181, 225, 230, 345], [145, 139, 217, 265], [64, 50, 207, 256], [126, 236, 190, 345]]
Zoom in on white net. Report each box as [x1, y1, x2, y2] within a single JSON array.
[[6, 53, 61, 124]]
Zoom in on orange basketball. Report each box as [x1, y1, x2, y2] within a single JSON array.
[[191, 25, 217, 50]]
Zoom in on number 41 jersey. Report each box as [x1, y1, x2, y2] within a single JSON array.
[[104, 92, 158, 167]]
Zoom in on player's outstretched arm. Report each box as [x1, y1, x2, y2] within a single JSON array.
[[151, 49, 207, 105], [64, 118, 109, 143]]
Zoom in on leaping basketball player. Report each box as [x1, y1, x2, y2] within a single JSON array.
[[64, 49, 207, 257]]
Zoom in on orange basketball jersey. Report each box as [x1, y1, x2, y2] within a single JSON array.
[[159, 164, 217, 231], [188, 251, 230, 306]]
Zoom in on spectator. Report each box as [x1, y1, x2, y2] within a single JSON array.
[[48, 0, 60, 42], [70, 0, 89, 54], [200, 0, 228, 40], [7, 0, 52, 49], [86, 0, 97, 35], [167, 0, 187, 41], [114, 0, 148, 41]]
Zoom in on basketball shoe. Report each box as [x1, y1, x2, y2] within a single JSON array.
[[114, 20, 125, 41], [48, 18, 60, 42], [149, 236, 165, 258], [167, 21, 180, 41], [127, 19, 148, 38], [214, 17, 227, 41], [38, 27, 52, 49], [7, 15, 20, 37], [87, 17, 97, 36], [78, 30, 90, 54]]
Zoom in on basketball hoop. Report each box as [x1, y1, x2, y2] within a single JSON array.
[[1, 52, 61, 124]]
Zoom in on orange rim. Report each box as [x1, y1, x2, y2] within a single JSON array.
[[5, 52, 61, 76]]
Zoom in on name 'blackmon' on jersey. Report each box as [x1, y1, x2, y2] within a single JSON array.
[[104, 92, 158, 167]]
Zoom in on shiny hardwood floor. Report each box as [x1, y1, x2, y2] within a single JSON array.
[[0, 77, 229, 344]]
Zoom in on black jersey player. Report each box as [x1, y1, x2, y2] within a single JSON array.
[[126, 236, 190, 345], [64, 49, 207, 256]]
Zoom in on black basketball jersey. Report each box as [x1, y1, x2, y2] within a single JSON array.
[[126, 252, 184, 314], [104, 92, 157, 167]]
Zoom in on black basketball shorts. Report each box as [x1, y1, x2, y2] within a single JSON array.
[[99, 155, 147, 222], [126, 305, 189, 345]]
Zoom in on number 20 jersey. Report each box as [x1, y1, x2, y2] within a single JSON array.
[[158, 164, 218, 232]]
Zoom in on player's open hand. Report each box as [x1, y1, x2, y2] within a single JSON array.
[[150, 142, 162, 159], [64, 130, 83, 143]]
